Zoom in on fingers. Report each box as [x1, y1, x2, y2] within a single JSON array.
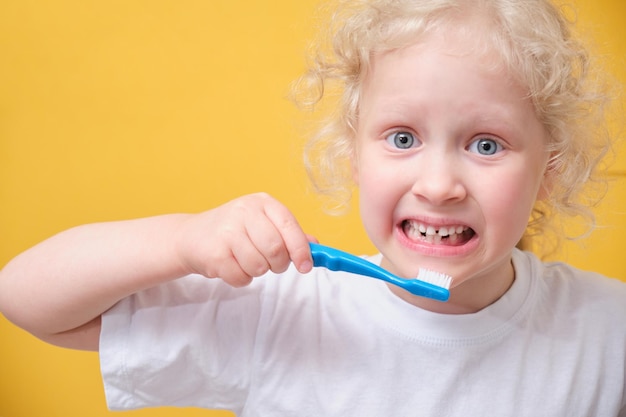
[[242, 213, 290, 275], [305, 234, 319, 244], [185, 193, 314, 288], [257, 195, 313, 274]]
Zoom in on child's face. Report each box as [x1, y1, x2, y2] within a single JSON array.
[[353, 31, 550, 312]]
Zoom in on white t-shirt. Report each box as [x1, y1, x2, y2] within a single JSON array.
[[100, 249, 626, 416]]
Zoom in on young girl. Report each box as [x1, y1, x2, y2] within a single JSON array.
[[1, 0, 624, 415]]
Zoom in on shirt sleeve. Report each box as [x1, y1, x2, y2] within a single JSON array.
[[99, 273, 266, 412]]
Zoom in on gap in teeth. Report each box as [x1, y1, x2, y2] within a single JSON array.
[[409, 221, 467, 238]]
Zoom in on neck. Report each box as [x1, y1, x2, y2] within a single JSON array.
[[389, 259, 516, 314]]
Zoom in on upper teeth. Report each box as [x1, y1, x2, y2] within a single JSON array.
[[415, 223, 467, 237]]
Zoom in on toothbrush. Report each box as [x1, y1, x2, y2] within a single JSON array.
[[309, 242, 451, 301]]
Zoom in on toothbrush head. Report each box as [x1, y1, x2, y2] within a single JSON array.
[[410, 268, 452, 301]]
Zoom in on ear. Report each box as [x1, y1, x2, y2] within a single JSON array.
[[537, 180, 551, 201], [350, 148, 359, 185], [537, 157, 556, 201], [351, 162, 359, 185]]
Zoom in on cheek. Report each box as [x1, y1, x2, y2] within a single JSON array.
[[482, 173, 541, 239], [357, 170, 387, 214], [356, 169, 400, 240]]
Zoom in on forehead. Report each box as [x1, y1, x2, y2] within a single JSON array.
[[362, 32, 524, 108], [356, 30, 542, 140]]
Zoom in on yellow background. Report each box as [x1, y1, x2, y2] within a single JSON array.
[[0, 1, 624, 416]]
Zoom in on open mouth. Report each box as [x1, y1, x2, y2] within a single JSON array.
[[402, 219, 476, 246]]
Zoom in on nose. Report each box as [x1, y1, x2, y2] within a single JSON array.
[[410, 152, 467, 205]]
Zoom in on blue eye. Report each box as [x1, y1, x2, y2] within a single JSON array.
[[386, 131, 418, 149], [468, 138, 502, 156]]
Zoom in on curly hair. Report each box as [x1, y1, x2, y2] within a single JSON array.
[[292, 0, 613, 253]]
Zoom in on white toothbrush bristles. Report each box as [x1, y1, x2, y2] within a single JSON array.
[[416, 268, 452, 289]]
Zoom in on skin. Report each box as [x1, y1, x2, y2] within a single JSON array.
[[354, 29, 551, 314], [0, 20, 552, 351], [0, 193, 314, 350]]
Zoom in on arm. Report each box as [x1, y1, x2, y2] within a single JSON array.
[[0, 193, 313, 351]]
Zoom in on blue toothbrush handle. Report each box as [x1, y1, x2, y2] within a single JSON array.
[[309, 242, 450, 301], [310, 242, 395, 279]]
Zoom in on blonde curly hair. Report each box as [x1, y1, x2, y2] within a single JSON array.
[[293, 0, 613, 253]]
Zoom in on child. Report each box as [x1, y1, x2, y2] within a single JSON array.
[[1, 0, 624, 415]]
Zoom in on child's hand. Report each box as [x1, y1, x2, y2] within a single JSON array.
[[0, 193, 313, 349], [175, 193, 315, 287]]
